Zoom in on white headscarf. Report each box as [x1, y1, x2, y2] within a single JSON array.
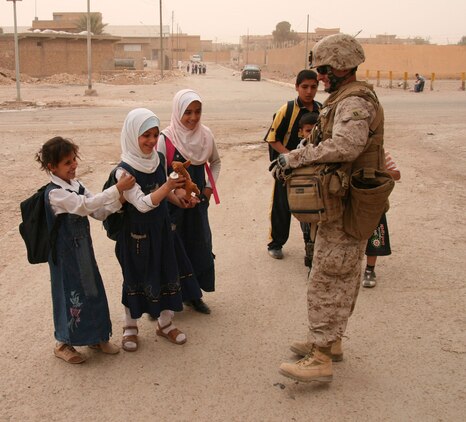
[[162, 89, 214, 165], [121, 108, 160, 173]]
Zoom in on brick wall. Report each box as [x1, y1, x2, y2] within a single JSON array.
[[0, 34, 117, 77], [243, 43, 466, 79]]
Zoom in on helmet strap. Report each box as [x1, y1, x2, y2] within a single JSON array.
[[326, 67, 357, 93]]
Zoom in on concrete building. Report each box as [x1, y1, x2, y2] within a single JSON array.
[[0, 32, 119, 77], [106, 25, 200, 69], [30, 12, 103, 33]]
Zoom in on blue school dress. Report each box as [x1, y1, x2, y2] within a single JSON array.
[[115, 160, 185, 318], [168, 149, 215, 293], [44, 184, 113, 346]]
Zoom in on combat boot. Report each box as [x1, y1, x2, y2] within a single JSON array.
[[279, 346, 333, 383], [290, 338, 343, 362]]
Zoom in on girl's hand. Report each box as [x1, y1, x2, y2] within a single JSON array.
[[166, 175, 186, 191], [116, 172, 135, 193], [174, 188, 200, 208], [202, 187, 213, 203], [187, 195, 201, 208]]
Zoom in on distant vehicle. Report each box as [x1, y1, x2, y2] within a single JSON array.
[[191, 54, 202, 63], [241, 64, 261, 81]]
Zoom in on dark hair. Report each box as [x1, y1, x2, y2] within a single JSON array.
[[296, 69, 318, 86], [35, 136, 80, 172], [299, 112, 319, 127]]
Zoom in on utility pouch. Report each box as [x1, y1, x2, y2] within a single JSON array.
[[343, 167, 395, 240], [286, 164, 348, 224]]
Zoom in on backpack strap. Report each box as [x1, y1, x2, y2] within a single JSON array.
[[157, 151, 166, 173], [165, 137, 176, 168], [204, 163, 220, 205], [116, 161, 136, 176], [69, 182, 85, 195], [275, 99, 295, 141]]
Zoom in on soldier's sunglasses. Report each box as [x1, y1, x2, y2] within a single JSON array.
[[316, 65, 330, 75]]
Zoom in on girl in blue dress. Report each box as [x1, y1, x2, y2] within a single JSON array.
[[115, 108, 190, 352], [37, 136, 135, 364], [158, 89, 221, 315]]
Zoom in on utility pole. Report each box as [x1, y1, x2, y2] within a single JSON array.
[[177, 24, 180, 66], [246, 28, 249, 64], [7, 0, 22, 102], [171, 10, 174, 70], [85, 0, 96, 96], [304, 14, 309, 68], [159, 0, 163, 78]]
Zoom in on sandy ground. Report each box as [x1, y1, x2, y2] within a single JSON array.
[[0, 65, 465, 421]]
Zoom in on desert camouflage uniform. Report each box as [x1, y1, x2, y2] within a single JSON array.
[[287, 93, 377, 347]]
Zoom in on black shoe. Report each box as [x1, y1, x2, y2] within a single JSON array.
[[184, 299, 211, 314], [304, 255, 313, 269], [304, 241, 314, 268]]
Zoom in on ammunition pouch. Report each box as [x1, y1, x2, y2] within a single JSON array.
[[343, 168, 395, 240], [286, 163, 350, 224]]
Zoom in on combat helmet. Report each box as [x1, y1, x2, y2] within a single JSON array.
[[309, 33, 365, 70]]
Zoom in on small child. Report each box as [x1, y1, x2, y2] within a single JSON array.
[[297, 112, 319, 148], [116, 108, 190, 352], [36, 136, 135, 364], [363, 151, 401, 287], [297, 112, 319, 268]]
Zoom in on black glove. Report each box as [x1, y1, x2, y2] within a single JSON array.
[[269, 156, 291, 182]]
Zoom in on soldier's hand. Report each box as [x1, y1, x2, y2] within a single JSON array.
[[269, 158, 291, 183], [277, 153, 291, 170]]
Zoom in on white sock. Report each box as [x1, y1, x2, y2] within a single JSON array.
[[123, 307, 138, 350], [157, 309, 174, 328], [158, 310, 186, 343]]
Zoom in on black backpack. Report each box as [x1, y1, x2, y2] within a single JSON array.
[[102, 163, 135, 241], [19, 183, 62, 264], [263, 100, 294, 161]]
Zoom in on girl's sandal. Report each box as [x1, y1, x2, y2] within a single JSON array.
[[54, 343, 86, 364], [122, 326, 139, 352], [156, 321, 187, 345]]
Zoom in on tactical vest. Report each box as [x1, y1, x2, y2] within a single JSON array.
[[311, 81, 385, 173]]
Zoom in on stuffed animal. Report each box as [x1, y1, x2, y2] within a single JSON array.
[[170, 160, 201, 200]]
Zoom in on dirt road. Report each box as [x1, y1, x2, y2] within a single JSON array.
[[0, 65, 465, 421]]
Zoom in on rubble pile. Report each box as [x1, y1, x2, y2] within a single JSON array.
[[0, 68, 182, 86], [98, 70, 182, 85], [0, 68, 37, 85]]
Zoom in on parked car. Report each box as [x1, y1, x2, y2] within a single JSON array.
[[241, 64, 261, 81]]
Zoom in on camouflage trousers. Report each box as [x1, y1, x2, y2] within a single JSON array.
[[307, 217, 367, 347]]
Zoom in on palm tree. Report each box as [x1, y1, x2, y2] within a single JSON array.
[[75, 13, 107, 35]]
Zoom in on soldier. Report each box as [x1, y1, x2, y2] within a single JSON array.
[[271, 33, 387, 383]]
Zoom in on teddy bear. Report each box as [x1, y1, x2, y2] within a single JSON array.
[[170, 160, 201, 200]]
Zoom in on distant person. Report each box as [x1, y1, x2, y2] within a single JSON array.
[[202, 64, 207, 74], [265, 70, 321, 260], [36, 136, 135, 364], [363, 151, 401, 287], [187, 63, 190, 73], [414, 73, 425, 92]]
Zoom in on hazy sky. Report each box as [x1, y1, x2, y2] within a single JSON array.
[[1, 0, 465, 45]]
